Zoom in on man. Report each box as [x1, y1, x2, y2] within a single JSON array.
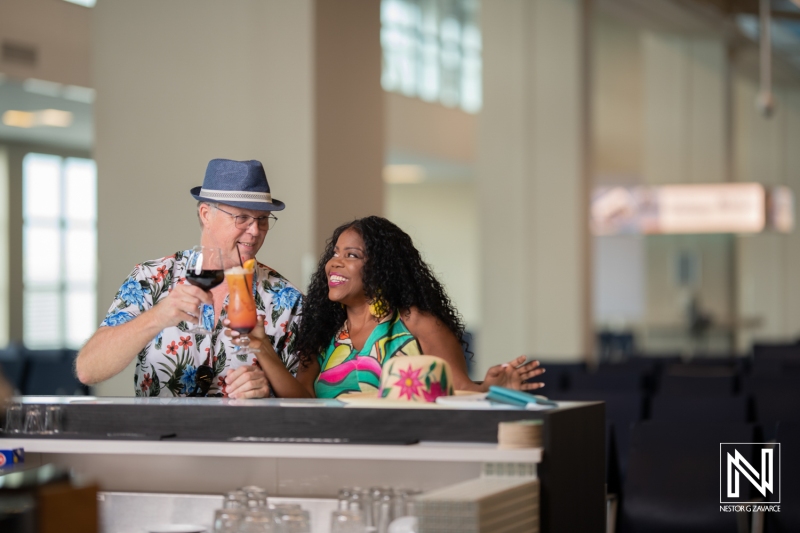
[[76, 159, 302, 398]]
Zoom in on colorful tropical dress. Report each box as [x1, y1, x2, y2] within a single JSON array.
[[315, 311, 422, 398], [101, 250, 303, 397]]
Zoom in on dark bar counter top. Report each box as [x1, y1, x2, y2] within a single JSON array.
[[1, 396, 605, 532]]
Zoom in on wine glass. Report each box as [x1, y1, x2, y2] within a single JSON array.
[[225, 257, 258, 355], [185, 245, 224, 335]]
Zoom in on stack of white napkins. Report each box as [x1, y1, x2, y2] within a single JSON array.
[[414, 477, 539, 533]]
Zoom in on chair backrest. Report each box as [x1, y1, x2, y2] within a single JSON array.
[[0, 360, 26, 391], [752, 341, 800, 359], [23, 356, 88, 396], [657, 375, 737, 396], [649, 395, 749, 423], [570, 370, 644, 392], [741, 375, 797, 396], [533, 361, 586, 393], [550, 390, 644, 492], [754, 390, 800, 429], [621, 421, 758, 533], [766, 422, 800, 531]]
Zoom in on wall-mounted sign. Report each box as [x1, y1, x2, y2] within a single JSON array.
[[592, 183, 793, 236]]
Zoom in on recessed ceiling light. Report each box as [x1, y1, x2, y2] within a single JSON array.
[[1, 109, 73, 128], [36, 109, 73, 127], [2, 110, 35, 128]]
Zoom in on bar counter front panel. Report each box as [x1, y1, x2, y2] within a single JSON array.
[[1, 397, 605, 533]]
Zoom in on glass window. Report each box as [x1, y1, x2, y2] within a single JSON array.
[[22, 153, 97, 350], [381, 0, 482, 113]]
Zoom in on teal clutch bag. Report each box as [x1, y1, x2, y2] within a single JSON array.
[[486, 386, 558, 408]]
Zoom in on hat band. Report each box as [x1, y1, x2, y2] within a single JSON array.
[[199, 188, 273, 204]]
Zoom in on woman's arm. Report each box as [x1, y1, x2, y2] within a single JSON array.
[[224, 317, 314, 398], [400, 307, 483, 392], [294, 359, 320, 398], [401, 307, 544, 392]]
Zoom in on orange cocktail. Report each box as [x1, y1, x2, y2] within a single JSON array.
[[225, 266, 257, 334]]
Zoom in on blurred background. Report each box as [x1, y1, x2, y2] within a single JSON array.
[[0, 0, 799, 397]]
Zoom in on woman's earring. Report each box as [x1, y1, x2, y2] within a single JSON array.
[[368, 297, 389, 319]]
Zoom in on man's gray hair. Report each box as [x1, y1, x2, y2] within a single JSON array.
[[197, 200, 220, 228]]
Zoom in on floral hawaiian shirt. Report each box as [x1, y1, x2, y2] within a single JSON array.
[[101, 250, 303, 397]]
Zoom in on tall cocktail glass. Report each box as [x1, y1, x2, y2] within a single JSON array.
[[226, 264, 258, 355]]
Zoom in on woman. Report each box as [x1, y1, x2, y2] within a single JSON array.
[[288, 216, 545, 398]]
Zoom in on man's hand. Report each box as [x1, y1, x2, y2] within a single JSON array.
[[225, 365, 270, 399], [150, 283, 212, 329]]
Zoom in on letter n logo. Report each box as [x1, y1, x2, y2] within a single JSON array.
[[720, 443, 780, 504]]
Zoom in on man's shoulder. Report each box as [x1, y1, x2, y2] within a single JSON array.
[[256, 263, 304, 313], [135, 251, 186, 271]]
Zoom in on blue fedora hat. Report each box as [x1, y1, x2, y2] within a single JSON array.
[[190, 159, 285, 211]]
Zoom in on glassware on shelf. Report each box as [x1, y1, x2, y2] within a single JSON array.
[[330, 510, 365, 533], [237, 509, 275, 532], [272, 508, 311, 533], [338, 488, 354, 510], [214, 508, 243, 533], [3, 403, 23, 433], [43, 405, 63, 434], [241, 486, 269, 509], [223, 490, 248, 510], [23, 404, 43, 434]]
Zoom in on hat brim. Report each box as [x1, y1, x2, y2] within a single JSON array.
[[190, 186, 285, 212]]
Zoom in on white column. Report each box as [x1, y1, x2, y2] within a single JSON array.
[[640, 32, 732, 351], [642, 33, 728, 185], [477, 0, 592, 373], [734, 79, 800, 349]]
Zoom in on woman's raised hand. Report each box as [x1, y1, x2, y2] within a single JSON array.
[[483, 355, 545, 391]]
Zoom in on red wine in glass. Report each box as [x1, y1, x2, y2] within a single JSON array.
[[186, 269, 224, 290], [185, 245, 224, 335]]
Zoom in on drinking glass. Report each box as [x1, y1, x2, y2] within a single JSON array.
[[338, 488, 354, 510], [214, 508, 243, 533], [23, 405, 43, 434], [223, 490, 248, 509], [238, 509, 274, 532], [330, 510, 364, 533], [185, 245, 224, 335], [241, 486, 268, 509], [225, 260, 258, 356], [43, 405, 63, 434], [273, 509, 310, 533], [3, 403, 23, 433]]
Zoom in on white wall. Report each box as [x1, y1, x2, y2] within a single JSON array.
[[384, 182, 479, 332], [479, 0, 591, 369], [734, 79, 800, 349], [592, 12, 643, 182], [92, 0, 315, 395], [593, 235, 645, 326]]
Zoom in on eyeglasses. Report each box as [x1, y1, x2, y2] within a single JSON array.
[[212, 204, 278, 231]]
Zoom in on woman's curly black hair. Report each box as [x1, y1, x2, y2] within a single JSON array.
[[295, 216, 467, 366]]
